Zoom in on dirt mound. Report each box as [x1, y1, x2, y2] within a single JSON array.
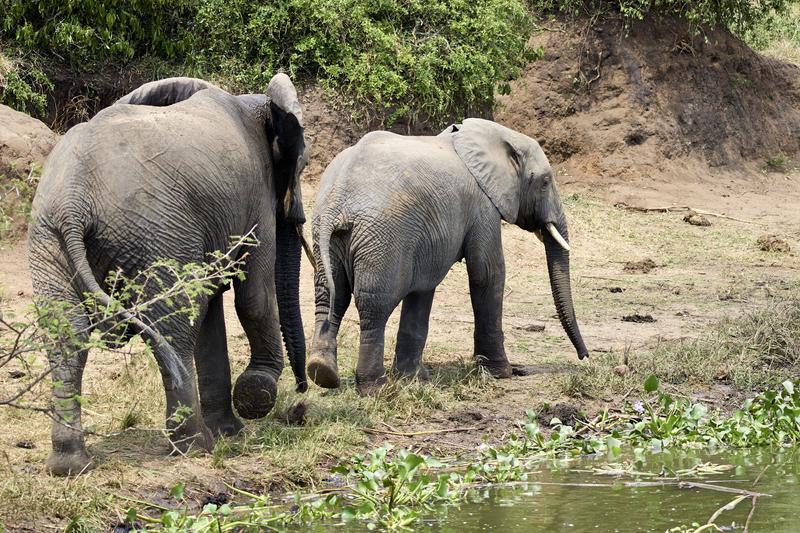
[[0, 104, 59, 176], [298, 86, 364, 183], [496, 16, 800, 187]]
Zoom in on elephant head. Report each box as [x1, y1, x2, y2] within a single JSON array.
[[451, 118, 589, 360]]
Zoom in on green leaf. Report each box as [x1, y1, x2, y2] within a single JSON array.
[[644, 374, 660, 393], [170, 481, 185, 500]]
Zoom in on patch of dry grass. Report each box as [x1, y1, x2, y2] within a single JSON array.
[[0, 315, 499, 530], [560, 288, 800, 397]]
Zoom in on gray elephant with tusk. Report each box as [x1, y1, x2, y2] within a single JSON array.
[[307, 118, 588, 394], [28, 74, 310, 475]]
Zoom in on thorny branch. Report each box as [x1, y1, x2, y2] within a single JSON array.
[[0, 229, 259, 435]]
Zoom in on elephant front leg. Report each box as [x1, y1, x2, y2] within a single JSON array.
[[195, 294, 243, 437], [393, 290, 435, 381], [466, 239, 513, 379], [232, 251, 284, 419]]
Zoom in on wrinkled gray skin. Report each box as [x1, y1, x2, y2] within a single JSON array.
[[28, 74, 309, 476], [308, 118, 588, 394]]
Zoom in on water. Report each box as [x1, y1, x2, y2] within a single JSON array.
[[417, 449, 800, 532], [313, 448, 799, 532]]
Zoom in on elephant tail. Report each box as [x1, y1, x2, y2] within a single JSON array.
[[317, 209, 354, 327], [317, 216, 338, 326], [62, 226, 186, 388]]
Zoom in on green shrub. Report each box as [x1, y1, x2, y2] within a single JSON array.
[[0, 0, 193, 63], [0, 51, 52, 114], [740, 2, 800, 64], [189, 0, 536, 124], [530, 0, 791, 34]]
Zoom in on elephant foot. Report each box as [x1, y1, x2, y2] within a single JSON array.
[[307, 354, 340, 389], [356, 374, 388, 396], [170, 423, 215, 454], [393, 363, 430, 382], [46, 449, 94, 477], [478, 360, 513, 379], [204, 412, 245, 437], [233, 369, 278, 419]]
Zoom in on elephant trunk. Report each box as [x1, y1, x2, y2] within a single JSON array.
[[543, 219, 589, 359], [276, 216, 308, 392]]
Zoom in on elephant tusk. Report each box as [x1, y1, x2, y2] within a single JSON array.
[[533, 229, 544, 244], [546, 223, 571, 252], [296, 224, 317, 272]]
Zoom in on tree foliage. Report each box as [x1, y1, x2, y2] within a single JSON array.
[[0, 0, 797, 123], [1, 0, 193, 62], [530, 0, 792, 34], [0, 0, 535, 124]]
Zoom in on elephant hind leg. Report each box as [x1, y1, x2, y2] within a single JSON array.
[[195, 293, 242, 437], [44, 306, 93, 476], [393, 290, 435, 381], [29, 238, 95, 476], [353, 288, 396, 395], [138, 294, 214, 454], [308, 242, 351, 389]]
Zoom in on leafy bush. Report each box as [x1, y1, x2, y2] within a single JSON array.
[[741, 1, 800, 64], [189, 0, 536, 124], [0, 0, 535, 124], [530, 0, 791, 33], [1, 0, 193, 63], [0, 51, 52, 114]]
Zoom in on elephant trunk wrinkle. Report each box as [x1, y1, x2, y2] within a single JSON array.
[[544, 229, 589, 360], [276, 217, 308, 392]]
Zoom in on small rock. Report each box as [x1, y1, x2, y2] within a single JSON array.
[[613, 364, 629, 376], [515, 323, 545, 332], [536, 403, 582, 427], [675, 310, 690, 317], [16, 290, 24, 296], [757, 234, 791, 253], [112, 522, 141, 533], [8, 370, 25, 379], [284, 401, 307, 426], [201, 492, 229, 507], [683, 212, 711, 226], [622, 313, 656, 323], [15, 440, 35, 449], [623, 258, 657, 274]]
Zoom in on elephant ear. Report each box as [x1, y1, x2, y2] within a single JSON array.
[[267, 73, 308, 224], [438, 123, 461, 136], [116, 77, 219, 106], [452, 118, 524, 223]]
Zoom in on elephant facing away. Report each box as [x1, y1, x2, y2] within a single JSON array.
[[28, 74, 309, 475], [307, 118, 588, 394]]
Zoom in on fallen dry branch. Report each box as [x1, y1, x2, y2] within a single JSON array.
[[614, 202, 759, 225], [361, 426, 478, 437], [676, 481, 770, 498], [743, 495, 758, 533]]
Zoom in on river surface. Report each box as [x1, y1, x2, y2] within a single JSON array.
[[319, 448, 799, 532]]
